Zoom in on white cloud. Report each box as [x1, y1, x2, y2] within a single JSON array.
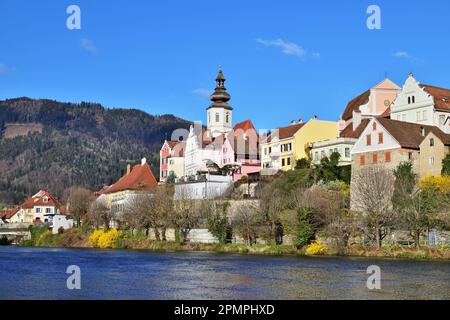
[[192, 88, 210, 98], [256, 38, 318, 60], [393, 51, 421, 63], [80, 38, 98, 55]]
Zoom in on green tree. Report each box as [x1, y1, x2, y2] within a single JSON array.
[[203, 201, 230, 244], [295, 158, 311, 170], [166, 172, 176, 184], [442, 154, 450, 175]]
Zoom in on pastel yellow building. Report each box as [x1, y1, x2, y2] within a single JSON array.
[[261, 117, 338, 173]]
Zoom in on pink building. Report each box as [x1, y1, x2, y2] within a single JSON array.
[[221, 120, 261, 181]]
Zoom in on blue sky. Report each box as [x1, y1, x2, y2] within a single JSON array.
[[0, 0, 449, 130]]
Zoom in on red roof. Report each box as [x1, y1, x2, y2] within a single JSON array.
[[20, 190, 59, 209], [101, 162, 158, 194], [166, 140, 180, 148], [0, 207, 19, 220], [340, 119, 371, 139], [377, 117, 450, 149], [342, 90, 371, 121], [262, 122, 305, 143], [234, 119, 256, 132], [420, 84, 450, 112]]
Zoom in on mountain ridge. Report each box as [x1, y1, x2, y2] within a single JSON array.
[[0, 97, 190, 205]]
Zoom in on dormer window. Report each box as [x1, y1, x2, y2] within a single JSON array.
[[43, 197, 48, 203]]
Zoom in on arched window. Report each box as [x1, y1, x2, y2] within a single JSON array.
[[216, 113, 220, 122], [226, 113, 229, 123]]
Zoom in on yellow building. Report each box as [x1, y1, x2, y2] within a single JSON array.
[[261, 117, 338, 173]]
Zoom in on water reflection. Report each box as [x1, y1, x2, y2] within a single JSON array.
[[0, 247, 449, 300]]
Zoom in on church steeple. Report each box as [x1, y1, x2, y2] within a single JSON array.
[[206, 67, 233, 136], [208, 67, 232, 111]]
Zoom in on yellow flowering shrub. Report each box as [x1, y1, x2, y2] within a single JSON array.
[[97, 229, 120, 249], [305, 241, 328, 256], [89, 229, 105, 247], [419, 175, 450, 194]]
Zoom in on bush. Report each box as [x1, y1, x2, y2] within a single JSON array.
[[305, 241, 328, 256], [420, 175, 450, 194], [97, 229, 120, 249], [89, 229, 105, 247]]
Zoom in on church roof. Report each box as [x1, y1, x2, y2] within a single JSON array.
[[208, 68, 233, 111]]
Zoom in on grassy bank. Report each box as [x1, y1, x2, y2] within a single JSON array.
[[19, 227, 450, 261]]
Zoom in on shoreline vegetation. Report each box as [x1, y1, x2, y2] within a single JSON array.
[[16, 227, 450, 261]]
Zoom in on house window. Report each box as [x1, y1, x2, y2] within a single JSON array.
[[408, 97, 411, 104], [269, 147, 272, 154], [372, 122, 377, 131], [216, 113, 220, 122], [439, 115, 446, 125], [412, 96, 416, 103], [226, 113, 230, 123], [282, 158, 285, 167], [378, 132, 384, 144], [408, 152, 413, 161], [423, 110, 427, 120], [314, 152, 319, 161], [360, 155, 365, 166], [430, 138, 434, 147], [429, 156, 435, 165], [36, 208, 41, 213], [372, 153, 378, 164], [366, 134, 371, 146], [417, 111, 421, 121], [402, 114, 406, 121], [45, 208, 51, 214], [396, 115, 401, 121], [345, 148, 350, 158], [385, 151, 391, 162], [287, 158, 291, 166], [321, 151, 326, 159]]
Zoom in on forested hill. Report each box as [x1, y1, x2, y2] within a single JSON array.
[[0, 97, 190, 205]]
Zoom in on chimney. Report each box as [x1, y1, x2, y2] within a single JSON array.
[[352, 110, 362, 131], [126, 164, 131, 175], [290, 120, 296, 125], [141, 157, 147, 165], [298, 118, 303, 124]]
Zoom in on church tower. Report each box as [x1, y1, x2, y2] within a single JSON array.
[[207, 67, 233, 137]]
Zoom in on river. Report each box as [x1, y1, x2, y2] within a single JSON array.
[[0, 246, 449, 300]]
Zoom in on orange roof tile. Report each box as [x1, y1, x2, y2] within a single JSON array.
[[420, 84, 450, 112], [101, 162, 158, 194], [342, 90, 371, 121]]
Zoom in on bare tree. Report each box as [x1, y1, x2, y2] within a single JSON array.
[[171, 188, 200, 243], [231, 201, 260, 245], [88, 200, 113, 230], [259, 185, 286, 244], [351, 167, 396, 248], [65, 186, 93, 227]]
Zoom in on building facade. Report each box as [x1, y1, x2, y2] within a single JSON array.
[[390, 73, 450, 134], [160, 140, 185, 182], [261, 117, 338, 173], [97, 157, 158, 224], [311, 78, 400, 166]]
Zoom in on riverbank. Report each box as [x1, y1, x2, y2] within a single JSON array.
[[14, 227, 450, 261]]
